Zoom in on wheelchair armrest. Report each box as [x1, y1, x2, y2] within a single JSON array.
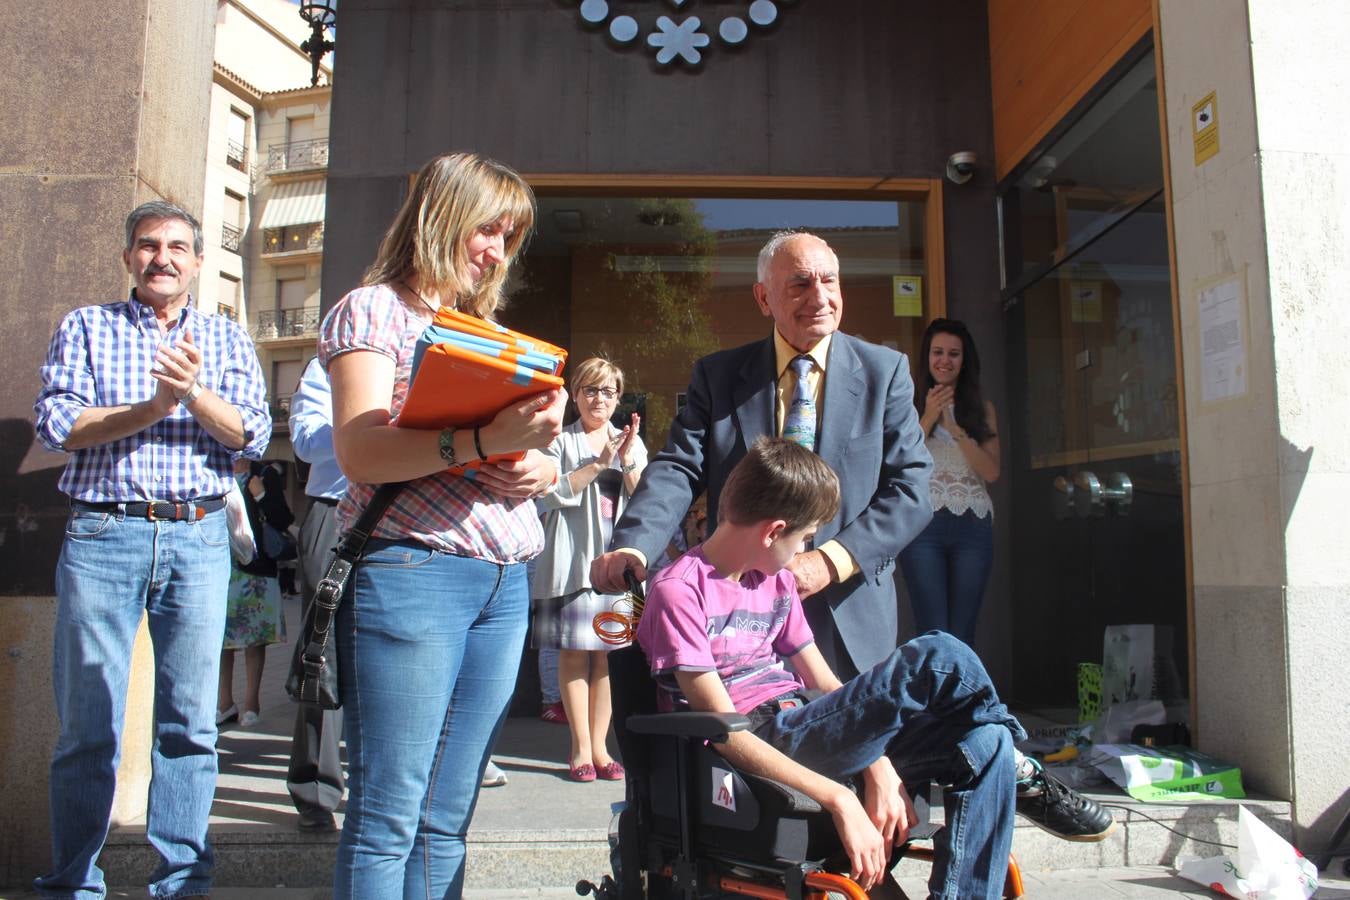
[[627, 711, 750, 743]]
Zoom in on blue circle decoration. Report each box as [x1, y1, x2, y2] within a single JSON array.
[[719, 16, 748, 44], [579, 0, 608, 25], [749, 0, 778, 26], [610, 15, 639, 43]]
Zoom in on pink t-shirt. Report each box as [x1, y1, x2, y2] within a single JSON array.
[[637, 546, 814, 714]]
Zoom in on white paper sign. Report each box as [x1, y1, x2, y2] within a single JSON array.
[[1198, 276, 1246, 402]]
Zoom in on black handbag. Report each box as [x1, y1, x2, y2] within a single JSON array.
[[285, 482, 404, 709]]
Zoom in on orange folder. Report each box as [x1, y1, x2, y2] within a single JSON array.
[[398, 310, 567, 475]]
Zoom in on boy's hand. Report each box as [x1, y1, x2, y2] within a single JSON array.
[[591, 550, 646, 593], [827, 789, 888, 892], [786, 549, 832, 598], [862, 757, 916, 847]]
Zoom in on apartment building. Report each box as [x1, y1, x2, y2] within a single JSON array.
[[204, 0, 331, 467]]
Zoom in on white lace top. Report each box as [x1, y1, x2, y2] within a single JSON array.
[[927, 424, 993, 519]]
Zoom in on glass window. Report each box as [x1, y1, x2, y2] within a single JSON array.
[[508, 195, 929, 444], [1001, 49, 1163, 289]]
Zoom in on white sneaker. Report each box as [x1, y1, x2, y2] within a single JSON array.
[[216, 704, 238, 726], [239, 710, 261, 728], [481, 760, 508, 787]]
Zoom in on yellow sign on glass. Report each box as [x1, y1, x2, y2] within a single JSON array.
[[1193, 91, 1219, 166], [892, 275, 923, 317]]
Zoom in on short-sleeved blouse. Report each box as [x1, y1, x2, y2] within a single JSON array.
[[318, 283, 545, 564]]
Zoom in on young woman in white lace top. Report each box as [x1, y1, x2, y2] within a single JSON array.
[[898, 319, 1001, 646]]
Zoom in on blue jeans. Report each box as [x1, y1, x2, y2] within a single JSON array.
[[898, 509, 994, 645], [334, 540, 528, 900], [755, 633, 1026, 900], [37, 505, 231, 900]]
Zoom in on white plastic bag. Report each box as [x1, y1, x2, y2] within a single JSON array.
[[224, 482, 256, 565], [1176, 806, 1319, 898]]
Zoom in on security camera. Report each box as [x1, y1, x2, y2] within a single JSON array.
[[945, 151, 977, 185]]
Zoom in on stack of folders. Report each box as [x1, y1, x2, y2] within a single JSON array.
[[399, 306, 568, 477]]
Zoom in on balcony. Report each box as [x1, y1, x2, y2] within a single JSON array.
[[252, 306, 320, 342], [221, 222, 242, 253], [265, 138, 329, 175], [262, 223, 323, 259], [226, 139, 248, 172], [270, 392, 294, 420]]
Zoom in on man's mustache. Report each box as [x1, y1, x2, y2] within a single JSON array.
[[143, 263, 179, 277]]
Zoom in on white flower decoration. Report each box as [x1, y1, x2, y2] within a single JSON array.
[[647, 15, 710, 65]]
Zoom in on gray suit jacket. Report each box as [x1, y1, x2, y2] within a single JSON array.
[[611, 332, 933, 677]]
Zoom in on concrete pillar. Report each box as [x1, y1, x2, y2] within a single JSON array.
[[0, 0, 216, 885], [1158, 0, 1350, 850]]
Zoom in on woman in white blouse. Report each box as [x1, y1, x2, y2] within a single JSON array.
[[531, 357, 646, 781], [899, 319, 1001, 647]]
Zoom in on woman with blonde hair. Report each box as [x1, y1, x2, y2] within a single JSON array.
[[319, 152, 566, 899], [532, 357, 645, 781]]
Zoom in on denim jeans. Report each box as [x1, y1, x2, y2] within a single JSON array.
[[754, 633, 1026, 900], [898, 509, 994, 646], [334, 540, 528, 900], [37, 505, 231, 900]]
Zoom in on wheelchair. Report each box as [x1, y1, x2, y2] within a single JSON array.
[[578, 644, 1024, 900]]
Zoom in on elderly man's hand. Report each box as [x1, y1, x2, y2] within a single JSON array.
[[590, 550, 646, 594], [787, 550, 833, 599]]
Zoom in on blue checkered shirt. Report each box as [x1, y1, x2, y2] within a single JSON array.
[[34, 292, 272, 502]]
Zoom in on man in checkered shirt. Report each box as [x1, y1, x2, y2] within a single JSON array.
[[32, 201, 271, 900]]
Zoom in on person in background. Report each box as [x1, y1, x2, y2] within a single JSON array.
[[532, 357, 645, 782], [32, 200, 270, 899], [322, 152, 564, 899], [286, 356, 348, 831], [218, 459, 287, 729], [898, 318, 1000, 647]]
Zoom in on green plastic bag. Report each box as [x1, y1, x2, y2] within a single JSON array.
[[1088, 743, 1246, 802]]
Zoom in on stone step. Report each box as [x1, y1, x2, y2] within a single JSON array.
[[99, 793, 1295, 890]]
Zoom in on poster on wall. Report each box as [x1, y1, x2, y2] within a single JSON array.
[[1198, 274, 1246, 403]]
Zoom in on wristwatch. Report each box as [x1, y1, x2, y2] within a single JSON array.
[[438, 426, 458, 466], [621, 461, 638, 474], [178, 380, 203, 406]]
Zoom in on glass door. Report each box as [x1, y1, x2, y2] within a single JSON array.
[[999, 47, 1189, 715]]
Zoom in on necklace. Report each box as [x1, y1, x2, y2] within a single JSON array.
[[398, 280, 439, 314]]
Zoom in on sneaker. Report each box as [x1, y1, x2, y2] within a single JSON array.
[[215, 704, 238, 726], [1015, 757, 1116, 842], [239, 709, 261, 728], [539, 701, 568, 725], [482, 760, 508, 788]]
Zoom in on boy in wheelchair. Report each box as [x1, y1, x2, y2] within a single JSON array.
[[632, 438, 1113, 899]]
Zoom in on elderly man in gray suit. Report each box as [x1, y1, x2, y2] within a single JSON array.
[[592, 230, 932, 679]]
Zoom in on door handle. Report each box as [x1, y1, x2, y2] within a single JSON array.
[[1071, 471, 1133, 517]]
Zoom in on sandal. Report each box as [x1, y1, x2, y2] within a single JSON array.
[[569, 763, 597, 782], [539, 702, 568, 725], [595, 761, 625, 781]]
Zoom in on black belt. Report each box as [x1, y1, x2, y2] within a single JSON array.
[[311, 496, 340, 507], [73, 496, 226, 522]]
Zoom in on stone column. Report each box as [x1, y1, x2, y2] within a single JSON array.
[[0, 0, 216, 884], [1158, 0, 1350, 850]]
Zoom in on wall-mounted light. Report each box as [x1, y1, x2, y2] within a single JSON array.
[[298, 1, 336, 88]]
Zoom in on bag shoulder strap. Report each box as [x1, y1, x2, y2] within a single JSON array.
[[334, 482, 405, 562]]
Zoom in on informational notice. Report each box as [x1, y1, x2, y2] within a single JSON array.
[[892, 275, 922, 317], [1193, 90, 1219, 165], [1198, 275, 1245, 402]]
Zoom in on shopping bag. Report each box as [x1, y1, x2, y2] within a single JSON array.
[[1176, 805, 1319, 898], [1088, 743, 1245, 802], [1102, 624, 1184, 706]]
